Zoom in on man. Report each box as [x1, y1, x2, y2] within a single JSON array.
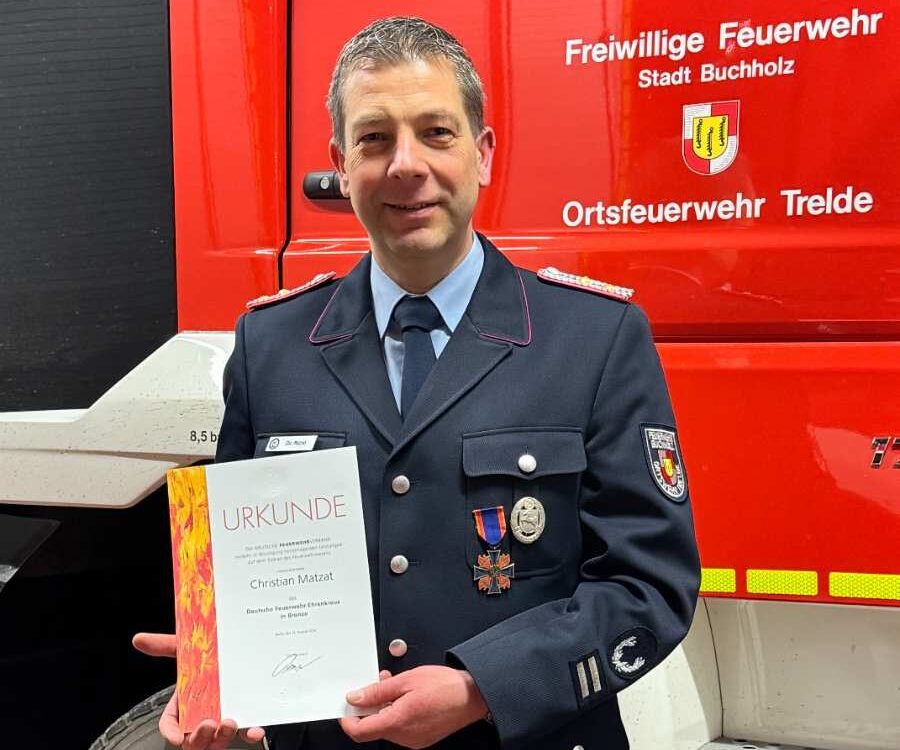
[[136, 16, 700, 750]]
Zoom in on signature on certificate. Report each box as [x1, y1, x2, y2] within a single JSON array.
[[272, 653, 324, 677]]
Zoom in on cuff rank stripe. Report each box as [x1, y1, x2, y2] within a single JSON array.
[[570, 650, 604, 708]]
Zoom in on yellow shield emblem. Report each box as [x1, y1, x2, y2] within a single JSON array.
[[692, 115, 729, 160], [682, 101, 740, 175]]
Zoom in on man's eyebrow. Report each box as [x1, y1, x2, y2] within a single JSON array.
[[419, 109, 462, 127], [349, 113, 389, 132], [348, 109, 464, 135]]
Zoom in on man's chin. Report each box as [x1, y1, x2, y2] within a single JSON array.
[[381, 228, 446, 258]]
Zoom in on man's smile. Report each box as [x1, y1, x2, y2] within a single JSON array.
[[385, 201, 439, 211]]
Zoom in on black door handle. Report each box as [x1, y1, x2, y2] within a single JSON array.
[[302, 171, 347, 200]]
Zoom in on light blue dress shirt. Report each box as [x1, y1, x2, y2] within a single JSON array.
[[370, 234, 485, 411]]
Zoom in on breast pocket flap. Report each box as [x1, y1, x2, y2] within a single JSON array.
[[462, 428, 586, 479]]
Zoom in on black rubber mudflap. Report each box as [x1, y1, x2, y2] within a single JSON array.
[[0, 0, 176, 412]]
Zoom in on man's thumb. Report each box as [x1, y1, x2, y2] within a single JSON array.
[[132, 632, 177, 658], [346, 675, 403, 706]]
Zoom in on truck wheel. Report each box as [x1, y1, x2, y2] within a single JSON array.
[[88, 686, 259, 750], [88, 686, 177, 750]]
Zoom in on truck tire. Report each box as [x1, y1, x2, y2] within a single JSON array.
[[88, 686, 177, 750], [88, 686, 259, 750]]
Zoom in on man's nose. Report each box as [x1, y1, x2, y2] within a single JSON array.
[[386, 132, 427, 180]]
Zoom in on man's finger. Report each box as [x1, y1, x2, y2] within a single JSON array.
[[132, 632, 177, 658], [158, 689, 185, 746], [346, 674, 407, 707], [206, 719, 237, 750], [339, 706, 400, 743], [184, 720, 216, 750], [338, 716, 361, 734], [238, 727, 266, 744], [378, 670, 392, 681]]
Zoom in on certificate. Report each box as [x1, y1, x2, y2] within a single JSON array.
[[167, 447, 378, 730]]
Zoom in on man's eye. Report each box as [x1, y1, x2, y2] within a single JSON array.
[[426, 127, 454, 139], [359, 132, 385, 143]]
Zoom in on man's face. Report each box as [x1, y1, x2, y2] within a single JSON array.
[[330, 58, 494, 273]]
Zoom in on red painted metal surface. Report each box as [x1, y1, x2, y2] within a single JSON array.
[[284, 0, 900, 340], [170, 0, 287, 331], [171, 0, 900, 604], [663, 341, 900, 606], [284, 231, 900, 341]]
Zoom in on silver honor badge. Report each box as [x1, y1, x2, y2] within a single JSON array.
[[510, 496, 546, 544]]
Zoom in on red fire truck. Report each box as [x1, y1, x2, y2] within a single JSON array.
[[1, 1, 898, 749]]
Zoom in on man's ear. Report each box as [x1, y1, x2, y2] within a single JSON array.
[[475, 126, 496, 188], [329, 139, 351, 198]]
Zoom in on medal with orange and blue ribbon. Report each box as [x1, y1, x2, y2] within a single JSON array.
[[472, 506, 515, 595]]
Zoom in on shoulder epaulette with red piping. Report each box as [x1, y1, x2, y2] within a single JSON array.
[[537, 267, 634, 302], [246, 272, 337, 311]]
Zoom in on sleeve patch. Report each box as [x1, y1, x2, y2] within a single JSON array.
[[246, 272, 337, 311], [608, 627, 658, 681], [641, 424, 687, 502], [537, 267, 634, 302], [569, 650, 604, 709]]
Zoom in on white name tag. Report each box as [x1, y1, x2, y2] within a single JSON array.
[[265, 435, 317, 452]]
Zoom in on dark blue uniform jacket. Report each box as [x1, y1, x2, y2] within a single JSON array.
[[215, 236, 701, 750]]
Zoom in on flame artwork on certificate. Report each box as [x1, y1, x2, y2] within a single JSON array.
[[168, 466, 221, 730]]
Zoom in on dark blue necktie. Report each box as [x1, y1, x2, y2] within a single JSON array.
[[391, 295, 444, 418]]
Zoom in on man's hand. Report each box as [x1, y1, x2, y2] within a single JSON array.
[[132, 632, 265, 749], [340, 666, 488, 749]]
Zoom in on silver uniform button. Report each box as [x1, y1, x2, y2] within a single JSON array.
[[389, 638, 408, 657], [390, 555, 409, 574], [391, 475, 411, 494], [517, 453, 537, 474], [573, 745, 585, 750]]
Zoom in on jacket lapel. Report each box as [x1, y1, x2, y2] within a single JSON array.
[[310, 254, 402, 447], [308, 237, 532, 453], [393, 236, 532, 453]]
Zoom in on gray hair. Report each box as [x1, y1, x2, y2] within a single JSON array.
[[327, 17, 485, 150]]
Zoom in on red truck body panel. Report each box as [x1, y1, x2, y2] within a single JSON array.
[[171, 0, 900, 606], [171, 0, 286, 331]]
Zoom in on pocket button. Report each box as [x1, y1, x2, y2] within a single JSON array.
[[517, 453, 537, 474], [390, 555, 409, 574]]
